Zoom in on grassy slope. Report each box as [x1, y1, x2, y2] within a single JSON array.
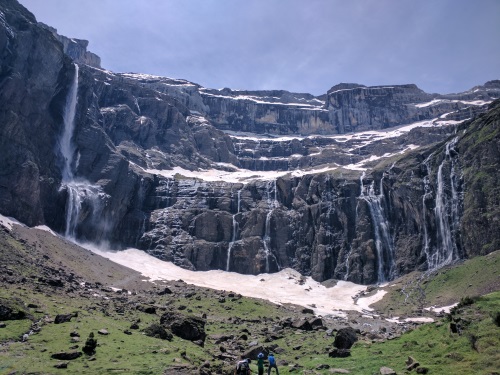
[[1, 226, 499, 374]]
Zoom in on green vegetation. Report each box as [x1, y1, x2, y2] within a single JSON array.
[[1, 227, 499, 374]]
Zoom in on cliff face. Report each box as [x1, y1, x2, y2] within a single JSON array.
[[40, 23, 101, 68], [1, 0, 499, 284]]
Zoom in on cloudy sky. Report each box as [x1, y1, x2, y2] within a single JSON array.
[[19, 0, 500, 95]]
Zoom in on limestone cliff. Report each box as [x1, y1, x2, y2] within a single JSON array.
[[1, 0, 499, 285]]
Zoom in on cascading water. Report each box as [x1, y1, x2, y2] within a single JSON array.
[[426, 137, 462, 270], [421, 156, 433, 263], [362, 175, 395, 282], [59, 64, 108, 240], [226, 188, 242, 271], [343, 171, 367, 280], [263, 179, 279, 273]]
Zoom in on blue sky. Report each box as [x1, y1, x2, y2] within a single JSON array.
[[19, 0, 500, 95]]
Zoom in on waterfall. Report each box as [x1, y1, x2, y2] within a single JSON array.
[[362, 176, 395, 282], [421, 156, 433, 264], [343, 171, 366, 280], [60, 64, 79, 182], [59, 64, 108, 240], [427, 137, 461, 270], [226, 188, 242, 271], [263, 179, 278, 273]]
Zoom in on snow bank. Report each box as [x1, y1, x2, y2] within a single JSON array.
[[84, 246, 385, 317]]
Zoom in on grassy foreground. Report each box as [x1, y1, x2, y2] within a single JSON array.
[[0, 226, 499, 374]]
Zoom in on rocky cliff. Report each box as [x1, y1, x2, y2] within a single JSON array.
[[40, 23, 101, 68], [1, 0, 499, 284]]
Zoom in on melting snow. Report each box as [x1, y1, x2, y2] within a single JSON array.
[[82, 245, 384, 317]]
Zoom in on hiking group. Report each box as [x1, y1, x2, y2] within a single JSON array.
[[235, 353, 279, 375]]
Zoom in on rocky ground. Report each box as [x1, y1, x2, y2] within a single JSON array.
[[0, 222, 450, 374]]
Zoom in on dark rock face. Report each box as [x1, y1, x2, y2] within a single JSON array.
[[1, 0, 499, 285], [39, 23, 101, 68]]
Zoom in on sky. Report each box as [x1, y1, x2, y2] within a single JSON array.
[[18, 0, 500, 96]]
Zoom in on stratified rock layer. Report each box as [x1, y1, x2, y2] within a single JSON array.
[[0, 0, 499, 284]]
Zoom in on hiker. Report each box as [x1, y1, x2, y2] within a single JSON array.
[[257, 352, 265, 375], [267, 353, 279, 375], [235, 358, 251, 374]]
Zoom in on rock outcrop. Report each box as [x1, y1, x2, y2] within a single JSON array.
[[40, 23, 101, 68]]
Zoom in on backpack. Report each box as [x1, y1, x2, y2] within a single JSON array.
[[236, 360, 249, 374]]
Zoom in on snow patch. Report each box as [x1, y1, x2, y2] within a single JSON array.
[[424, 303, 458, 314], [0, 214, 23, 231], [82, 246, 384, 317]]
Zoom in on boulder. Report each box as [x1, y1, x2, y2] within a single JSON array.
[[55, 313, 75, 324], [333, 327, 358, 349], [0, 302, 26, 321], [291, 318, 313, 331], [143, 323, 173, 341], [380, 367, 397, 375], [328, 348, 351, 358], [51, 352, 82, 360], [160, 311, 206, 343]]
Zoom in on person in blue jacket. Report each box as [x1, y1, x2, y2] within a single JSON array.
[[267, 353, 279, 375]]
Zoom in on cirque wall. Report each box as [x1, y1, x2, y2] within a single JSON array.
[[1, 0, 499, 285]]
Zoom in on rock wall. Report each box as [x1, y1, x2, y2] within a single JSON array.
[[40, 23, 101, 68], [1, 0, 499, 285]]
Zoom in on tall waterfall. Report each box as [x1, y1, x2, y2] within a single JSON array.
[[426, 137, 462, 270], [362, 175, 395, 282], [263, 179, 278, 273], [59, 64, 108, 240], [343, 171, 366, 280], [60, 65, 79, 182], [226, 188, 241, 271]]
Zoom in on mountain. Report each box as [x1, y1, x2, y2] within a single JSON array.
[[0, 0, 499, 284]]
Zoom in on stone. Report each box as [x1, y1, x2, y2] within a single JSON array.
[[97, 329, 109, 335], [291, 318, 313, 331], [160, 311, 206, 343], [406, 356, 420, 371], [82, 333, 97, 355], [334, 327, 358, 349], [0, 301, 26, 321], [380, 366, 397, 375], [143, 323, 173, 341], [54, 362, 68, 369], [328, 349, 351, 358], [0, 322, 6, 328], [54, 314, 74, 324], [51, 352, 82, 360], [157, 287, 173, 295]]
